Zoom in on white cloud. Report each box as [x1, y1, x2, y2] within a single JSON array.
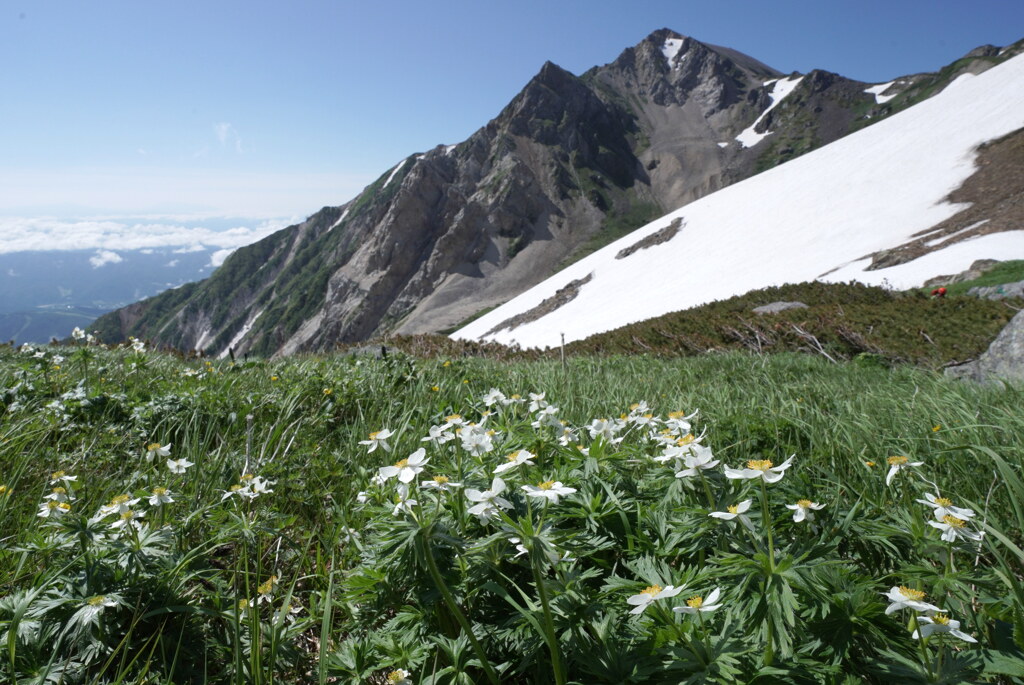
[[0, 216, 293, 255], [210, 248, 235, 267], [89, 249, 123, 268], [6, 268, 16, 277], [214, 122, 243, 153], [166, 259, 179, 268]]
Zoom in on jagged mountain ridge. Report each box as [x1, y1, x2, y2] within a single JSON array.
[[92, 29, 1021, 356]]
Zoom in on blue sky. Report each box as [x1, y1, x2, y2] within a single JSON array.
[[2, 0, 1022, 232]]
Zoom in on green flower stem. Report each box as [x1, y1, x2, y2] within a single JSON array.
[[531, 541, 566, 685], [697, 470, 716, 511], [758, 479, 775, 571], [910, 614, 936, 680], [418, 527, 500, 685]]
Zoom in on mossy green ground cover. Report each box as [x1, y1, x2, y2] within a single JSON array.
[[2, 336, 1024, 683]]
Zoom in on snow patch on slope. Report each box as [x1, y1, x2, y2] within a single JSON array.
[[864, 81, 899, 104], [736, 76, 804, 148], [662, 38, 684, 68], [454, 54, 1024, 350], [219, 309, 264, 358]]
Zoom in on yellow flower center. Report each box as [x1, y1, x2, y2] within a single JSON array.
[[369, 431, 382, 439], [747, 459, 773, 471], [0, 485, 7, 495], [238, 599, 250, 610], [934, 497, 953, 507], [88, 595, 107, 606], [241, 474, 254, 481], [430, 385, 439, 392], [230, 484, 244, 492], [686, 595, 703, 608], [152, 487, 167, 496], [668, 411, 688, 419], [630, 403, 641, 411], [110, 494, 131, 506], [394, 459, 409, 468], [932, 613, 950, 625], [506, 451, 520, 462], [678, 434, 695, 446], [727, 504, 740, 514], [538, 480, 556, 490], [641, 584, 662, 596], [120, 510, 135, 520], [932, 425, 941, 432], [258, 575, 278, 595], [58, 502, 71, 512], [51, 470, 66, 480], [899, 586, 926, 601], [323, 388, 333, 395], [865, 461, 876, 467], [942, 515, 966, 528], [52, 487, 66, 495], [432, 476, 449, 484], [797, 499, 813, 508], [888, 455, 909, 465], [387, 672, 405, 684], [147, 443, 161, 451], [445, 414, 461, 422], [46, 500, 61, 510]]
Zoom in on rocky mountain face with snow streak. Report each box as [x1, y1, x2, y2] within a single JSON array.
[[91, 29, 1021, 357]]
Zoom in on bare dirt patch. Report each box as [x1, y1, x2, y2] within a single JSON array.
[[864, 127, 1024, 270], [615, 217, 684, 259], [484, 272, 594, 336]]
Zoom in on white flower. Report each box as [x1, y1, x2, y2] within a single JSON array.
[[928, 515, 984, 543], [912, 612, 977, 642], [884, 586, 941, 615], [785, 499, 825, 523], [521, 480, 576, 505], [724, 455, 795, 484], [494, 449, 535, 474], [459, 424, 495, 456], [248, 475, 275, 497], [110, 507, 145, 531], [588, 418, 623, 443], [45, 486, 73, 503], [148, 486, 174, 507], [356, 490, 369, 504], [674, 444, 720, 477], [71, 327, 85, 340], [465, 477, 512, 521], [626, 584, 683, 615], [664, 409, 699, 434], [392, 483, 418, 516], [709, 500, 755, 532], [443, 413, 465, 427], [674, 588, 723, 615], [129, 338, 145, 353], [166, 457, 194, 474], [145, 442, 171, 462], [916, 493, 975, 521], [49, 470, 78, 486], [531, 405, 561, 429], [421, 424, 455, 444], [420, 475, 462, 492], [37, 500, 72, 518], [386, 669, 413, 685], [378, 448, 430, 484], [359, 429, 394, 453], [528, 392, 548, 412], [98, 494, 140, 518], [885, 455, 923, 486], [482, 388, 506, 407]]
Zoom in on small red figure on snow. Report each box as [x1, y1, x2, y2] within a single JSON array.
[[930, 286, 947, 298]]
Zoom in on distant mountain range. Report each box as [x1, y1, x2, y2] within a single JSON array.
[[91, 29, 1024, 355]]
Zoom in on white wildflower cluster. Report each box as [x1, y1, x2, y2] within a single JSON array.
[[884, 585, 976, 642]]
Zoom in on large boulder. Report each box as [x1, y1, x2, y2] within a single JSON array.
[[945, 309, 1024, 383], [966, 279, 1024, 300]]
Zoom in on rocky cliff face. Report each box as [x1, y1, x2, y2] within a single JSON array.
[[92, 29, 1020, 357]]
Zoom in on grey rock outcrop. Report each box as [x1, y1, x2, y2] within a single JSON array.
[[945, 309, 1024, 383], [967, 280, 1024, 300], [752, 301, 809, 315]]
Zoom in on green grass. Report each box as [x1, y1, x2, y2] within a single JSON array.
[[2, 339, 1024, 683]]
